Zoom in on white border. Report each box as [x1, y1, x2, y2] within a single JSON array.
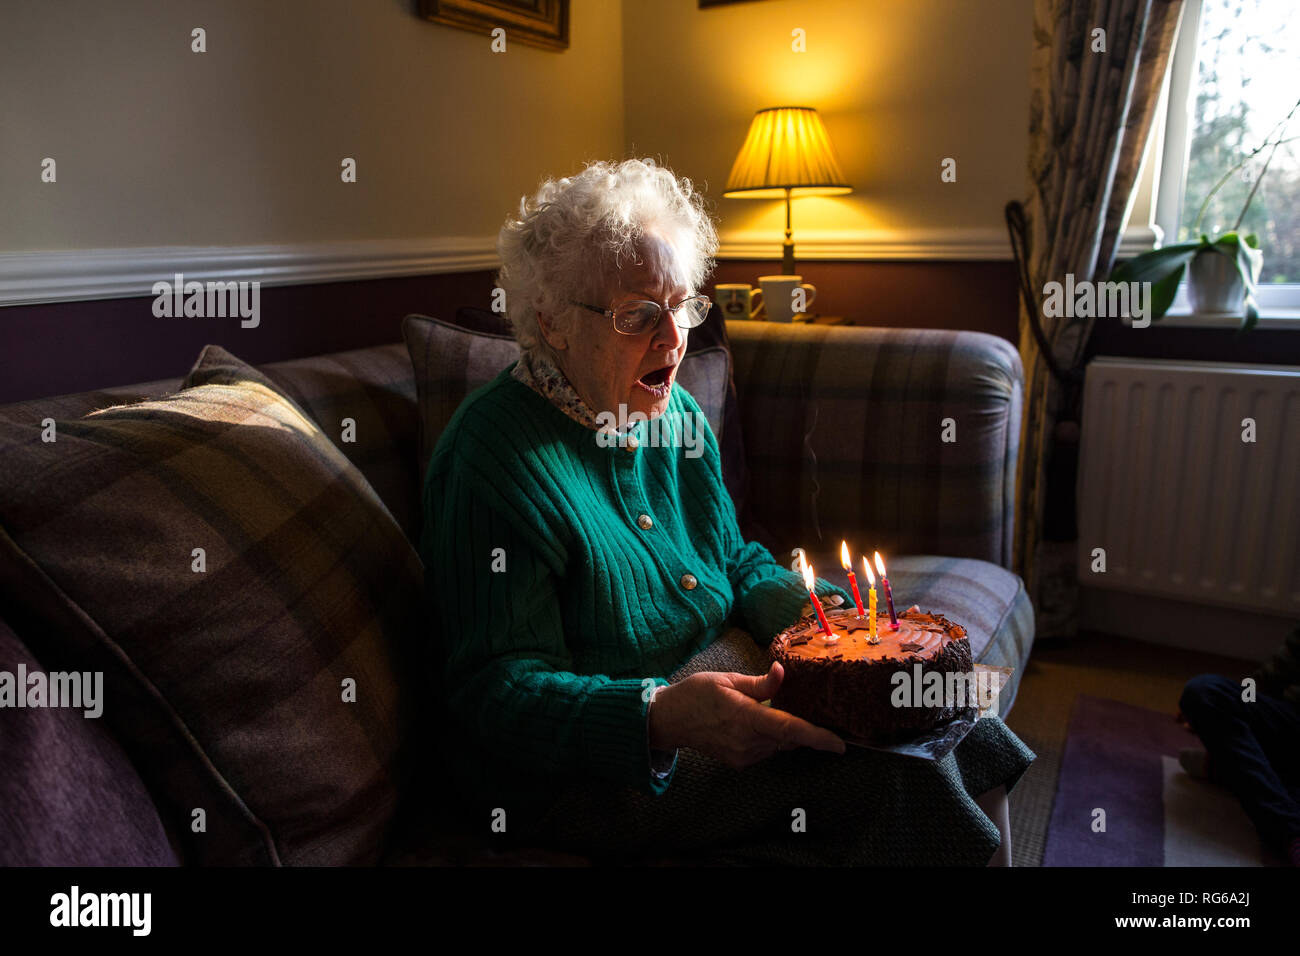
[[0, 238, 500, 307], [0, 226, 1172, 308]]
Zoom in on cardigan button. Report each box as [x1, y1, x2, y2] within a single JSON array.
[[637, 514, 654, 530], [680, 573, 698, 591]]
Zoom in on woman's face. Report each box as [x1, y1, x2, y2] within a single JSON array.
[[543, 231, 690, 423]]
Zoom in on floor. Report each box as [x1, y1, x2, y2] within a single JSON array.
[[1001, 630, 1257, 867]]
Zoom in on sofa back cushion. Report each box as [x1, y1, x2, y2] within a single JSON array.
[[0, 615, 180, 866], [0, 345, 423, 546], [402, 314, 732, 485], [254, 344, 421, 543], [0, 345, 424, 865]]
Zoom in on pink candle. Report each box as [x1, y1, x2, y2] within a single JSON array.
[[873, 551, 900, 630]]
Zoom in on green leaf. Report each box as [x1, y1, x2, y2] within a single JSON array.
[[1215, 231, 1240, 247], [1239, 298, 1259, 334], [1149, 264, 1185, 320], [1110, 242, 1202, 285], [1244, 233, 1260, 249], [1233, 241, 1261, 295]]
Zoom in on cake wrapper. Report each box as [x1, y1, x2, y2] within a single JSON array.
[[840, 665, 1014, 761]]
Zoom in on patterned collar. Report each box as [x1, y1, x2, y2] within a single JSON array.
[[512, 348, 609, 433]]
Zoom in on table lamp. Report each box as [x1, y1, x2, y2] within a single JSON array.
[[723, 106, 853, 275]]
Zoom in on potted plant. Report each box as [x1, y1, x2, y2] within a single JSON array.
[[1111, 96, 1298, 331]]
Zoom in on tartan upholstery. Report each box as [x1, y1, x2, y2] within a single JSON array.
[[0, 346, 423, 865], [726, 322, 1023, 570], [255, 344, 420, 543], [0, 317, 1035, 867], [0, 345, 422, 544], [401, 313, 730, 485]]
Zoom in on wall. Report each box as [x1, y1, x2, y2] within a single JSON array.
[[0, 0, 622, 400], [1, 0, 1039, 402], [0, 0, 625, 250], [623, 0, 1035, 254]]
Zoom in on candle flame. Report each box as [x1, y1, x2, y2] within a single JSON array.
[[799, 551, 815, 591], [840, 540, 851, 570], [873, 551, 887, 577], [861, 556, 875, 585]]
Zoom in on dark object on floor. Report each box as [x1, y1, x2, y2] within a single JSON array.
[[1180, 673, 1300, 865]]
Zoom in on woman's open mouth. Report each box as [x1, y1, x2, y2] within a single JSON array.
[[634, 363, 675, 399]]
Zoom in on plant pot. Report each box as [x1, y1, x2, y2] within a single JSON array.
[[1186, 245, 1263, 314]]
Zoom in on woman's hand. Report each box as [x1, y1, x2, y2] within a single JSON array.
[[648, 662, 846, 769]]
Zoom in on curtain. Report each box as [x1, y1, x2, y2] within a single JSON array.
[[1012, 0, 1185, 638]]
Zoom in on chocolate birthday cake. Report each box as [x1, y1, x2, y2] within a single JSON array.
[[769, 606, 974, 741]]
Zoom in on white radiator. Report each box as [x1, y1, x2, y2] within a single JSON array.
[[1078, 357, 1300, 618]]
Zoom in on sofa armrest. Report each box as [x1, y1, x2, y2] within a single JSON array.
[[726, 322, 1023, 570]]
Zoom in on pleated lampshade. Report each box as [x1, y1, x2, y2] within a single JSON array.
[[723, 106, 853, 199]]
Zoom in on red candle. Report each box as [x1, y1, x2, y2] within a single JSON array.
[[840, 540, 865, 616], [873, 551, 900, 630], [799, 553, 836, 640]]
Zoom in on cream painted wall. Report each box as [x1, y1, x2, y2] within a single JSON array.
[[1, 0, 624, 252], [624, 0, 1035, 250], [2, 0, 1043, 259]]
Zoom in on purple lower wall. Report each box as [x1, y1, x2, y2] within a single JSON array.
[[2, 262, 1295, 404], [0, 271, 498, 403]]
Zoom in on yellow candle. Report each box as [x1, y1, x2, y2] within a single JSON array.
[[862, 556, 879, 643]]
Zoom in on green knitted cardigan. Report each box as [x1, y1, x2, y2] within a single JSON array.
[[419, 365, 850, 812]]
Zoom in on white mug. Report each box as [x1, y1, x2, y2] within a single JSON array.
[[715, 283, 764, 320], [758, 275, 817, 322]]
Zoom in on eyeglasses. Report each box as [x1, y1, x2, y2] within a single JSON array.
[[573, 294, 712, 336]]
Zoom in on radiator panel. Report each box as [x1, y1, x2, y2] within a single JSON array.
[[1078, 358, 1300, 617]]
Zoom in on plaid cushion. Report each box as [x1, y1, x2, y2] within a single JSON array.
[[255, 345, 420, 544], [0, 614, 180, 866], [401, 314, 730, 485], [0, 345, 423, 865], [726, 322, 1023, 570]]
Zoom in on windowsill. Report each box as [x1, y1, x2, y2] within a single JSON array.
[[1122, 308, 1300, 330]]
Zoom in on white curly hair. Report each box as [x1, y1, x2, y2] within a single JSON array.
[[495, 158, 719, 355]]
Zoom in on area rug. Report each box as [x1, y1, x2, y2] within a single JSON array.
[[1042, 694, 1280, 866]]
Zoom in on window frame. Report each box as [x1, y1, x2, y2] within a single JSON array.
[[1150, 0, 1300, 326]]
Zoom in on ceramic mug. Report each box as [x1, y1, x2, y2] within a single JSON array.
[[758, 275, 817, 322], [715, 283, 765, 320]]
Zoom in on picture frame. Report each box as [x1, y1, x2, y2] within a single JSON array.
[[419, 0, 569, 52]]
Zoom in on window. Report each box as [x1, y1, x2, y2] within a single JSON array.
[[1155, 0, 1300, 320]]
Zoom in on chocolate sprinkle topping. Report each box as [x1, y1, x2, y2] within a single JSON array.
[[768, 609, 974, 741]]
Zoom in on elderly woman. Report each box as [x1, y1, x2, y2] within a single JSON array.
[[421, 158, 1034, 865]]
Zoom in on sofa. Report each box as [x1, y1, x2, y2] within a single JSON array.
[[0, 312, 1032, 866]]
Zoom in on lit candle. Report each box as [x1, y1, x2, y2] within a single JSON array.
[[799, 552, 836, 640], [873, 551, 900, 630], [840, 540, 865, 616], [861, 556, 880, 643]]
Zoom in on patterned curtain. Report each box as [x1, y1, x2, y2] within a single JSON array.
[[1012, 0, 1184, 638]]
